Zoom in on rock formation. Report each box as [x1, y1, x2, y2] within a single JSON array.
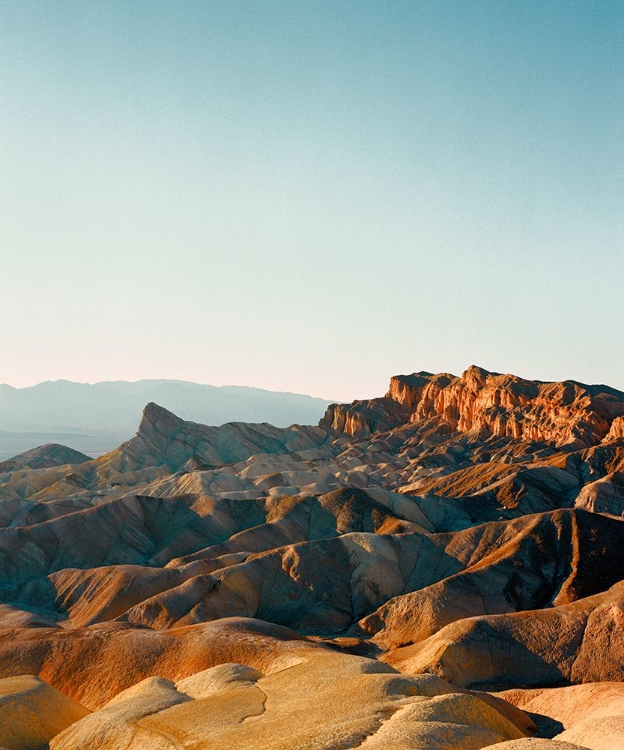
[[323, 366, 624, 447], [1, 365, 624, 747], [39, 651, 533, 750]]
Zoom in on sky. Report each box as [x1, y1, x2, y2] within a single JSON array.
[[0, 0, 622, 401]]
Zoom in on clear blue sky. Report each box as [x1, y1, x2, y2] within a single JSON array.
[[1, 0, 622, 400]]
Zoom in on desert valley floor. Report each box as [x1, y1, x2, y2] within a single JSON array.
[[1, 366, 624, 749]]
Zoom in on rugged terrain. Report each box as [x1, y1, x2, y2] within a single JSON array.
[[1, 365, 624, 749]]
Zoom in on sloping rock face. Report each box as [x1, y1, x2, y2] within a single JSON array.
[[360, 509, 624, 648], [496, 682, 624, 748], [1, 366, 624, 747], [0, 674, 89, 749], [0, 618, 315, 710], [0, 443, 91, 472], [500, 682, 624, 738], [381, 580, 624, 689]]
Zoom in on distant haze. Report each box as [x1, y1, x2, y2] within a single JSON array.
[[0, 380, 333, 459]]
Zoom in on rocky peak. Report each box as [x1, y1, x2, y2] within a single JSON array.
[[137, 402, 184, 437], [131, 402, 187, 460]]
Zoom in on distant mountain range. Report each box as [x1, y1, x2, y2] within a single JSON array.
[[0, 379, 334, 458]]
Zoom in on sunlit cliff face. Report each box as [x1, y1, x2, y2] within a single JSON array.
[[323, 365, 624, 448]]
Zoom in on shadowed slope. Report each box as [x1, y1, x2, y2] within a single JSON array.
[[360, 509, 624, 648]]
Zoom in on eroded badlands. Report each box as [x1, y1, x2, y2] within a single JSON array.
[[1, 366, 624, 749]]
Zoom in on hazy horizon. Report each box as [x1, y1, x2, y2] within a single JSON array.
[[0, 377, 335, 458], [2, 364, 624, 404], [1, 1, 622, 401]]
